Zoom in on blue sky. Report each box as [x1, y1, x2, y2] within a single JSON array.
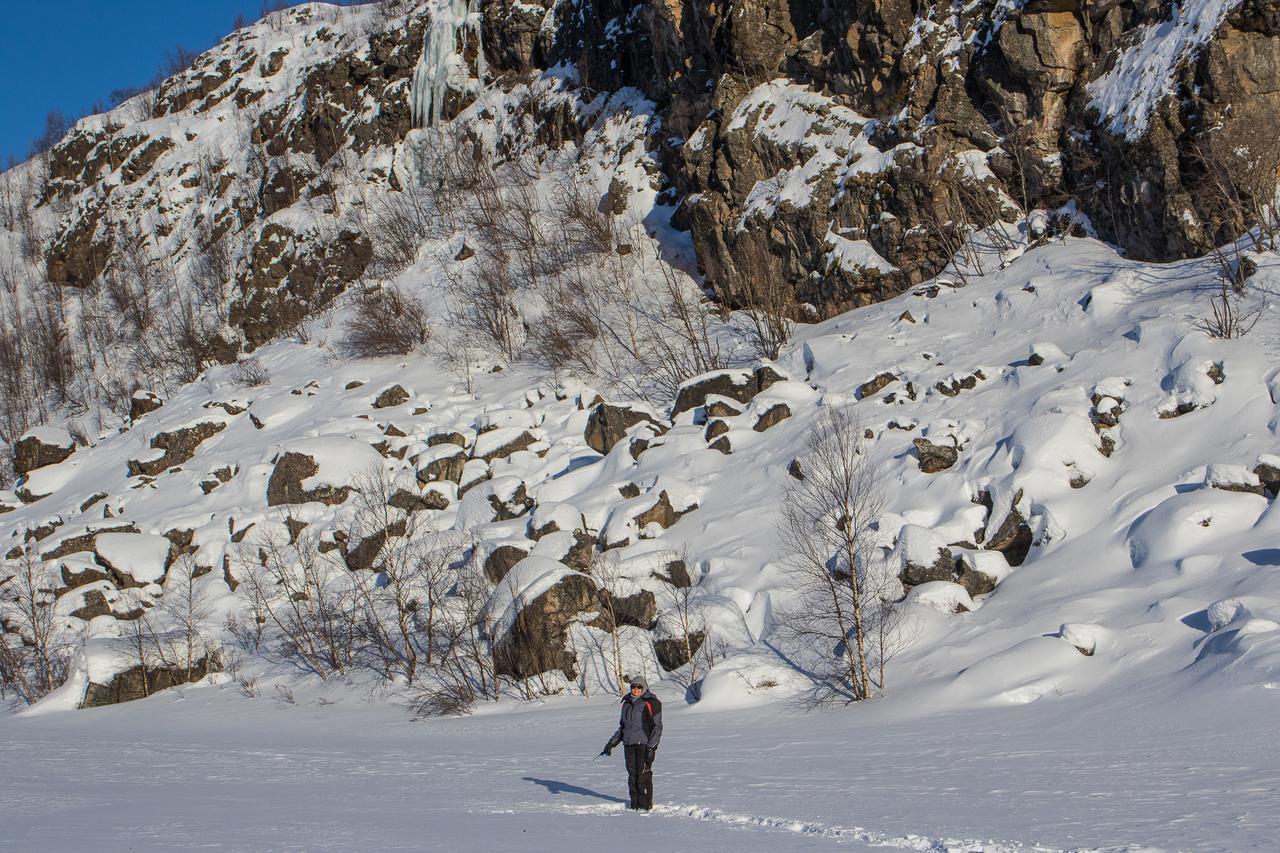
[[0, 1, 305, 165]]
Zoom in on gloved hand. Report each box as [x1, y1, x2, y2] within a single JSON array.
[[645, 746, 656, 767], [601, 745, 613, 757]]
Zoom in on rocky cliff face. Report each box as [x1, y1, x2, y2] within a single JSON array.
[[3, 0, 1278, 446], [33, 1, 1280, 327], [523, 0, 1280, 313]]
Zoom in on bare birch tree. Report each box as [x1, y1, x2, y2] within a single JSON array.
[[777, 407, 887, 703]]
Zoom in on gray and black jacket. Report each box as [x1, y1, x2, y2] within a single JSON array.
[[606, 690, 663, 750]]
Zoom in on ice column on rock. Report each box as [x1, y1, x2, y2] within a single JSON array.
[[411, 0, 487, 128]]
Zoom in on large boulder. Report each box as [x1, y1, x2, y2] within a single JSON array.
[[979, 489, 1034, 567], [893, 524, 956, 587], [912, 438, 958, 474], [265, 437, 383, 507], [672, 366, 787, 416], [82, 650, 221, 708], [415, 444, 467, 484], [14, 428, 75, 475], [127, 421, 228, 477], [654, 632, 704, 671], [489, 557, 599, 679], [584, 402, 665, 455]]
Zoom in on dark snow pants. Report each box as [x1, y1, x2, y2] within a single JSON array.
[[624, 744, 653, 809]]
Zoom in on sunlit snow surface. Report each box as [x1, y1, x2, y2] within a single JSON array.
[[2, 676, 1278, 851]]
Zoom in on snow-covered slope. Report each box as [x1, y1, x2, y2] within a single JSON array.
[[3, 234, 1280, 849], [6, 230, 1279, 713]]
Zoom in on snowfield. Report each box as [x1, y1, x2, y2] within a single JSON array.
[[1, 675, 1277, 851]]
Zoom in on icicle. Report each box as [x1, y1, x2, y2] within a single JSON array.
[[410, 0, 487, 128]]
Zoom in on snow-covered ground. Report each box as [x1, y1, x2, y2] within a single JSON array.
[[4, 234, 1280, 850], [2, 673, 1277, 851]]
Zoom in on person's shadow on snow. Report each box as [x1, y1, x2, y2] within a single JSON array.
[[523, 776, 626, 804]]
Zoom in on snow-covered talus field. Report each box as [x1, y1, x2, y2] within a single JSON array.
[[4, 232, 1280, 849], [1, 676, 1277, 851]]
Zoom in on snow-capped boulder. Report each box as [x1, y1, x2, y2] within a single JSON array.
[[1255, 454, 1280, 497], [1027, 342, 1068, 367], [14, 427, 75, 475], [80, 637, 221, 708], [978, 489, 1035, 566], [265, 436, 383, 506], [857, 371, 897, 399], [127, 420, 228, 477], [955, 549, 1013, 597], [129, 390, 164, 421], [672, 366, 787, 416], [1059, 622, 1108, 656], [94, 533, 172, 587], [893, 524, 956, 587], [373, 384, 411, 409], [906, 581, 974, 614], [415, 443, 467, 484], [487, 557, 600, 679], [753, 403, 791, 432], [472, 428, 542, 462], [601, 490, 698, 550], [1204, 464, 1265, 496], [41, 521, 140, 562], [528, 502, 586, 540], [483, 541, 532, 583]]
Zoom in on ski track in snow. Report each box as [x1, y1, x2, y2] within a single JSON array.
[[495, 799, 1090, 852]]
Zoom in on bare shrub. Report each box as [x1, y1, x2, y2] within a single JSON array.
[[346, 470, 470, 683], [238, 528, 360, 679], [1193, 277, 1263, 339], [341, 285, 431, 358], [409, 681, 476, 718], [444, 248, 520, 361], [372, 188, 439, 271], [229, 358, 269, 388]]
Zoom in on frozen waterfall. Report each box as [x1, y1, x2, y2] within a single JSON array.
[[410, 0, 487, 128]]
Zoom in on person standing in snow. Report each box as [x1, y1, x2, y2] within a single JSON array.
[[600, 677, 663, 810]]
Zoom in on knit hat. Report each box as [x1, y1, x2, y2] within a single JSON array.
[[628, 676, 647, 690]]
